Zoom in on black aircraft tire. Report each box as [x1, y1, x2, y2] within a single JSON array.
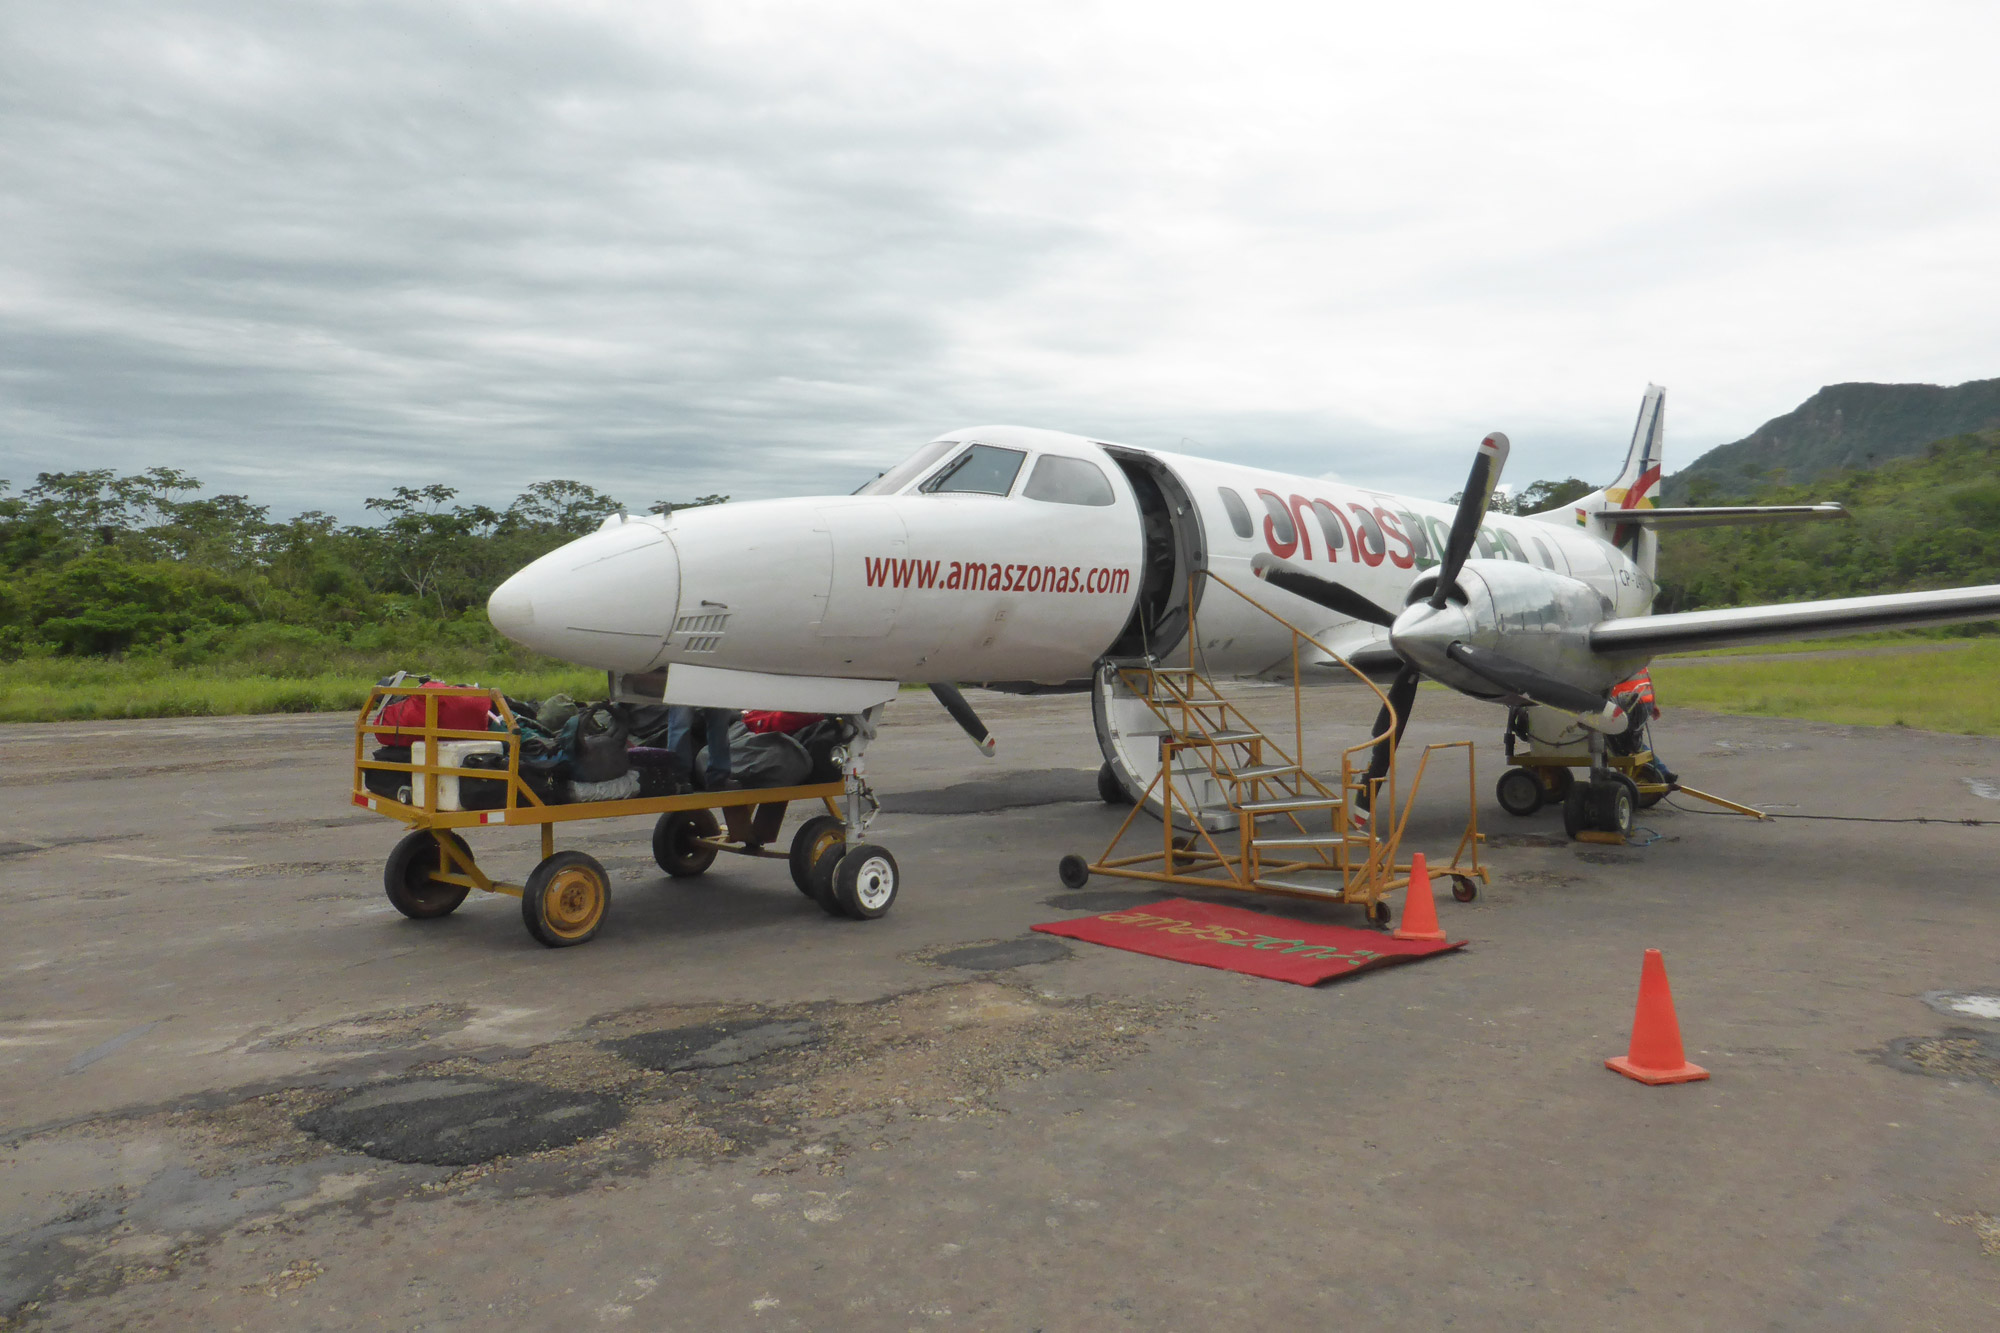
[[1097, 763, 1132, 805], [1562, 782, 1593, 840], [1597, 774, 1639, 836], [653, 809, 720, 878], [1495, 767, 1543, 817], [789, 816, 847, 898], [808, 843, 847, 915], [832, 844, 899, 920], [384, 830, 472, 920]]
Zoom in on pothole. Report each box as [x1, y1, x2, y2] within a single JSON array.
[[916, 937, 1073, 971], [298, 1078, 626, 1165], [1881, 1031, 2000, 1087]]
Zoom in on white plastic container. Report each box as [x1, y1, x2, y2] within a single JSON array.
[[411, 740, 506, 812]]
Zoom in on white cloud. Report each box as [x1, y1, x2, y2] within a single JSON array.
[[2, 0, 1996, 516]]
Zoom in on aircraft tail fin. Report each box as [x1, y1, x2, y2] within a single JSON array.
[[1525, 383, 1664, 582]]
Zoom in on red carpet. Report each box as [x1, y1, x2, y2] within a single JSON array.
[[1033, 896, 1463, 986]]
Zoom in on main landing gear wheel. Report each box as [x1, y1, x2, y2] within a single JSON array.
[[653, 809, 720, 878], [1562, 781, 1593, 840], [1596, 773, 1639, 836], [522, 850, 610, 948], [383, 829, 471, 920], [1058, 854, 1091, 890], [832, 844, 899, 920], [789, 815, 848, 898], [1495, 767, 1543, 817], [1097, 762, 1132, 806], [1450, 874, 1478, 902]]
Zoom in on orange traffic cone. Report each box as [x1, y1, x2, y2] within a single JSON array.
[[1605, 949, 1710, 1085], [1392, 852, 1447, 942]]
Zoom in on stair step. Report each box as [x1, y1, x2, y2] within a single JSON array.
[[1237, 797, 1345, 813], [1251, 835, 1347, 849], [1175, 730, 1259, 747], [1253, 876, 1349, 900], [1230, 764, 1300, 781]]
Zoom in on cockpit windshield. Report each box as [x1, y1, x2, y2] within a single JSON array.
[[854, 439, 959, 496]]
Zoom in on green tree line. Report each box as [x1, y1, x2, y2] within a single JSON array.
[[0, 470, 724, 667]]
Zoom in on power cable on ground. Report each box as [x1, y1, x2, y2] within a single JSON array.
[[1662, 796, 1999, 826]]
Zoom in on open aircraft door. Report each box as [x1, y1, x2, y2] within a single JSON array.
[[1089, 449, 1232, 830]]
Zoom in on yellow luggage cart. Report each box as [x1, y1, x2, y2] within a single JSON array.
[[351, 686, 895, 947]]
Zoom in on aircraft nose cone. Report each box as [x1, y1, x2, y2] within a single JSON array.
[[486, 520, 680, 672], [486, 578, 535, 637]]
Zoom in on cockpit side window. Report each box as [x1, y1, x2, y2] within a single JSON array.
[[918, 444, 1028, 497], [856, 439, 958, 495], [1022, 455, 1116, 506], [1218, 487, 1254, 538]]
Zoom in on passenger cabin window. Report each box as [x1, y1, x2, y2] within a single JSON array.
[[1350, 506, 1384, 559], [1531, 536, 1555, 568], [1309, 500, 1346, 552], [1218, 487, 1254, 538], [1258, 491, 1296, 546], [1023, 455, 1116, 506], [857, 439, 958, 495], [919, 444, 1027, 496]]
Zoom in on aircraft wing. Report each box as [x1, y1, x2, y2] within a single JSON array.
[[1591, 503, 1846, 530], [1589, 584, 2000, 656]]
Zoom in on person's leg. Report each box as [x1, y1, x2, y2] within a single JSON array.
[[666, 707, 699, 787], [701, 708, 734, 788]]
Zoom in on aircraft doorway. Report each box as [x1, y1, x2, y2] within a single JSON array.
[[1101, 448, 1205, 662]]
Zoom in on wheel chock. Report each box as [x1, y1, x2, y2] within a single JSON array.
[[1575, 830, 1626, 846], [1392, 852, 1447, 943], [1605, 948, 1710, 1085]]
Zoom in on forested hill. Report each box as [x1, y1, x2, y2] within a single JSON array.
[[1661, 378, 2000, 502], [1655, 428, 2000, 613]]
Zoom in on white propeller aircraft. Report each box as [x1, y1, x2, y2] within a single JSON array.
[[487, 385, 2000, 848]]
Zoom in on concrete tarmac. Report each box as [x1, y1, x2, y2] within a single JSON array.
[[1, 688, 1996, 1329]]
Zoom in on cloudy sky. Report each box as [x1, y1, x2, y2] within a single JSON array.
[[3, 1, 1997, 519]]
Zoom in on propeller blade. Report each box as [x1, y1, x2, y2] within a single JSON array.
[[1250, 552, 1397, 629], [928, 682, 997, 756], [1430, 431, 1511, 609], [1360, 665, 1422, 805], [1444, 643, 1627, 732]]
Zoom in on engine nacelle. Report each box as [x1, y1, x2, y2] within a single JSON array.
[[1394, 559, 1628, 702]]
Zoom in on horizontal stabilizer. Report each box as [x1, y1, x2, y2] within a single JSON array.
[[1591, 503, 1846, 530], [1591, 584, 2000, 656]]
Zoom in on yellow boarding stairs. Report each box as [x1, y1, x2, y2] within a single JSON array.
[[1066, 572, 1487, 926]]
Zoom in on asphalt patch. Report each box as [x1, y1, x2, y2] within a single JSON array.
[[605, 1019, 820, 1072], [930, 937, 1072, 971], [880, 767, 1099, 814], [1881, 1030, 2000, 1088], [297, 1077, 625, 1165]]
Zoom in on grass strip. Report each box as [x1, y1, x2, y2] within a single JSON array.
[[0, 661, 604, 724], [1651, 640, 2000, 735]]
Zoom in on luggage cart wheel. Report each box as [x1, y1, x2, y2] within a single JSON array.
[[653, 809, 720, 878], [1495, 767, 1543, 817], [1450, 874, 1477, 903], [832, 844, 900, 920], [789, 816, 848, 898], [1366, 899, 1393, 929], [1058, 854, 1090, 889], [522, 850, 610, 948], [383, 829, 472, 920]]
